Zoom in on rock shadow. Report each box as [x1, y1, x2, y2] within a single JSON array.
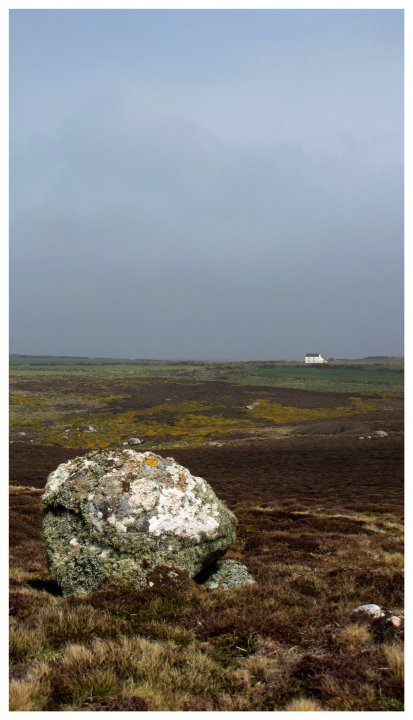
[[27, 578, 63, 596]]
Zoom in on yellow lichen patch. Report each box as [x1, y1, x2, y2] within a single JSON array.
[[247, 396, 382, 425], [360, 390, 404, 399], [139, 400, 211, 416], [30, 406, 258, 449], [10, 393, 45, 407], [12, 380, 395, 450], [145, 458, 159, 467]]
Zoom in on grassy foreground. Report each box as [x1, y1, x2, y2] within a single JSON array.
[[9, 359, 404, 711]]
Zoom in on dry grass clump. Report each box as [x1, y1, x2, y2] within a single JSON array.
[[337, 623, 372, 650], [382, 642, 404, 683], [285, 697, 323, 711], [9, 626, 48, 664], [9, 662, 51, 711], [38, 603, 127, 645], [43, 635, 247, 711]]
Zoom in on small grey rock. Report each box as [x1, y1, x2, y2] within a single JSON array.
[[373, 430, 388, 438], [351, 603, 385, 619], [128, 437, 143, 446], [203, 559, 255, 591]]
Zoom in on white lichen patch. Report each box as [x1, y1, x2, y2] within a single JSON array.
[[148, 486, 220, 540], [99, 469, 125, 486], [69, 537, 81, 554], [87, 506, 104, 532], [107, 514, 135, 533], [43, 462, 72, 500], [129, 478, 159, 511], [82, 458, 98, 469]]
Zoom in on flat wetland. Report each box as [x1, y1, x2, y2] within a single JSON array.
[[9, 358, 404, 711]]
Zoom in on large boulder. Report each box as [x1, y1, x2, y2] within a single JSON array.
[[42, 449, 237, 596]]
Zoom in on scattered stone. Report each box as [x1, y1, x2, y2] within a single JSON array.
[[208, 441, 223, 447], [85, 425, 97, 433], [16, 431, 26, 437], [42, 449, 237, 596], [127, 437, 143, 446], [373, 430, 388, 438], [351, 603, 385, 619], [358, 437, 364, 440], [202, 559, 255, 591], [371, 614, 404, 643], [246, 402, 260, 410], [350, 604, 403, 642]]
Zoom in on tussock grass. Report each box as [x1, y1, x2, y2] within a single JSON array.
[[285, 697, 323, 711], [9, 662, 51, 711], [337, 623, 372, 650], [9, 626, 48, 664], [382, 642, 404, 683]]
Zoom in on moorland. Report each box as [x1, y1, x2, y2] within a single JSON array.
[[9, 357, 404, 711]]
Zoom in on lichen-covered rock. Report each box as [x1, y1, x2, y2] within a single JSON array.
[[42, 449, 237, 596], [202, 559, 255, 591]]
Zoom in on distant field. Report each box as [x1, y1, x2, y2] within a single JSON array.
[[242, 364, 404, 392], [9, 358, 403, 450], [9, 357, 404, 394]]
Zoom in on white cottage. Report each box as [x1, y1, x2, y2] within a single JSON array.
[[305, 353, 328, 364]]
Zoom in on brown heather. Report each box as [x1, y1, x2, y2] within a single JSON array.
[[9, 362, 404, 711]]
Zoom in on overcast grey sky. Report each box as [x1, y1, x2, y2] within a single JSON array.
[[9, 9, 403, 360]]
